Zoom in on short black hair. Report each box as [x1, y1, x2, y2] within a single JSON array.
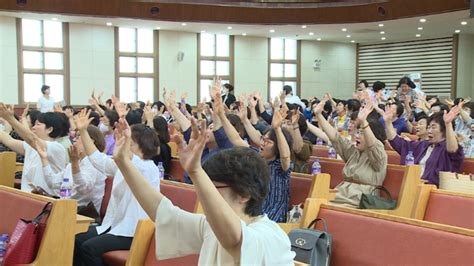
[[41, 85, 50, 94], [27, 110, 41, 127], [367, 119, 387, 143], [287, 111, 308, 136], [394, 101, 404, 117], [137, 101, 146, 110], [346, 99, 361, 113], [373, 81, 386, 93], [89, 111, 101, 127], [301, 99, 309, 108], [397, 77, 416, 89], [359, 80, 369, 88], [415, 112, 428, 122], [152, 101, 166, 112], [126, 110, 143, 126], [62, 105, 74, 112], [427, 112, 454, 136], [202, 147, 270, 216], [430, 102, 449, 113], [153, 116, 170, 144], [226, 113, 245, 136], [283, 85, 293, 95], [131, 124, 160, 160], [266, 127, 293, 158], [104, 110, 119, 129], [223, 83, 234, 92], [36, 112, 65, 138], [56, 112, 70, 137]]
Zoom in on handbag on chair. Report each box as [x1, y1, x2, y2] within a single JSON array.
[[4, 202, 52, 265], [359, 186, 397, 210]]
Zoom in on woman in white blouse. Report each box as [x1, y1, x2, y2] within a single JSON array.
[[34, 125, 107, 214], [73, 109, 161, 266], [114, 119, 295, 265], [37, 85, 55, 113]]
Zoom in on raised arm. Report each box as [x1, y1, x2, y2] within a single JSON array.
[[74, 109, 97, 156], [289, 110, 304, 153], [272, 98, 291, 171], [313, 98, 337, 142], [357, 101, 377, 148], [305, 120, 329, 144], [239, 105, 262, 146], [444, 103, 462, 153], [165, 89, 191, 132], [0, 130, 25, 155]]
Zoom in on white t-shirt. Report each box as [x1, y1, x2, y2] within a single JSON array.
[[155, 197, 296, 265], [37, 96, 55, 113], [21, 141, 68, 195]]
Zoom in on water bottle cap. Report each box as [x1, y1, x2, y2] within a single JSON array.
[[0, 235, 7, 240], [158, 162, 163, 166], [63, 178, 70, 182]]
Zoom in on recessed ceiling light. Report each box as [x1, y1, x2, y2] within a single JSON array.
[[381, 37, 386, 40], [181, 23, 187, 26], [302, 25, 307, 29], [378, 23, 384, 27], [156, 27, 161, 30], [269, 29, 275, 33], [317, 38, 322, 41], [242, 33, 247, 36], [461, 21, 467, 25], [416, 34, 421, 37], [227, 26, 232, 30], [201, 30, 206, 33], [346, 35, 351, 38], [342, 28, 347, 32], [351, 40, 355, 43], [417, 27, 423, 30], [380, 31, 385, 34], [419, 18, 426, 23], [309, 32, 314, 36], [455, 29, 461, 33], [52, 18, 58, 21], [106, 22, 112, 26]]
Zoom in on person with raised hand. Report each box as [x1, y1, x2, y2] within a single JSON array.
[[314, 97, 387, 208], [73, 109, 161, 266], [385, 102, 464, 186], [113, 118, 295, 265], [0, 102, 67, 194]]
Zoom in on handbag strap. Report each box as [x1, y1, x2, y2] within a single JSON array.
[[307, 218, 328, 232], [32, 202, 53, 224], [371, 186, 393, 200]]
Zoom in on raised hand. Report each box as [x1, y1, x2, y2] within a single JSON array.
[[0, 103, 15, 119], [74, 109, 93, 131], [357, 99, 374, 124], [443, 103, 462, 124], [178, 119, 208, 174], [312, 98, 327, 115], [382, 105, 396, 123], [113, 122, 132, 163], [21, 103, 30, 120], [143, 102, 154, 122], [68, 144, 81, 163], [291, 109, 300, 126], [279, 90, 286, 107], [114, 117, 131, 142], [248, 94, 258, 107], [238, 101, 248, 121], [114, 101, 129, 118], [272, 97, 285, 129]]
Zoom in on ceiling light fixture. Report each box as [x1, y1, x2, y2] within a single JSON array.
[[181, 23, 187, 26], [317, 38, 322, 41], [417, 27, 423, 30], [416, 34, 421, 37], [381, 37, 386, 40], [242, 33, 247, 36], [378, 23, 384, 27], [380, 31, 385, 34], [346, 35, 351, 38], [52, 18, 58, 21], [156, 27, 161, 30], [106, 22, 112, 26], [227, 26, 232, 30], [269, 29, 275, 33], [201, 30, 206, 33], [419, 18, 426, 23], [342, 28, 347, 32], [455, 29, 461, 33], [309, 32, 314, 36], [351, 40, 355, 43], [302, 25, 307, 29], [461, 21, 467, 25]]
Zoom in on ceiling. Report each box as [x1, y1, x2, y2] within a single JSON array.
[[0, 9, 472, 44]]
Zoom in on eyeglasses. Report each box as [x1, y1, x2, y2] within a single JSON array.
[[215, 184, 231, 189]]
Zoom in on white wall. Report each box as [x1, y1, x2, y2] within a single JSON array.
[[0, 16, 18, 103], [456, 34, 474, 98], [69, 23, 115, 105], [234, 36, 268, 99], [159, 31, 198, 105], [300, 41, 356, 100]]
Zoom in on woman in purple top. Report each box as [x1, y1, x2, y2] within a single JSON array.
[[384, 103, 464, 187], [100, 110, 119, 156]]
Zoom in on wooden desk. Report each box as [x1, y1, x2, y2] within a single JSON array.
[[76, 214, 94, 234]]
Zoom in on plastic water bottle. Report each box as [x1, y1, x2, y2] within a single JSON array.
[[0, 234, 8, 265], [316, 138, 323, 145], [311, 159, 321, 175], [328, 145, 337, 159], [157, 162, 165, 179], [406, 151, 415, 165], [59, 177, 73, 199]]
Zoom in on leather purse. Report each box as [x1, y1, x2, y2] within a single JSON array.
[[359, 186, 397, 210], [4, 202, 52, 265]]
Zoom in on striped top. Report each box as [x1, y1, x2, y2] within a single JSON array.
[[262, 159, 293, 223]]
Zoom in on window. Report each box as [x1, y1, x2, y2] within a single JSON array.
[[116, 27, 158, 102], [268, 38, 300, 101], [17, 18, 69, 103], [198, 33, 233, 102]]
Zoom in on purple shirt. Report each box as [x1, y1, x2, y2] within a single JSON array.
[[389, 135, 464, 186], [105, 134, 115, 156]]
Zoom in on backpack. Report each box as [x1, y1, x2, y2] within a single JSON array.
[[288, 218, 332, 266]]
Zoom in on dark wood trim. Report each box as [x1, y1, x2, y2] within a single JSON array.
[[197, 33, 201, 104], [16, 18, 24, 104], [355, 42, 359, 91], [63, 22, 70, 104], [0, 0, 469, 25], [451, 34, 458, 98], [267, 38, 271, 102], [230, 35, 235, 88], [154, 29, 160, 102], [114, 26, 119, 98], [296, 40, 301, 97]]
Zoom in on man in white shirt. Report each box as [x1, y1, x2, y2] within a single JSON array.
[[283, 85, 306, 110], [37, 85, 55, 113]]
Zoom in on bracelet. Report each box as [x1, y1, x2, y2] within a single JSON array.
[[361, 122, 370, 129], [293, 126, 299, 129]]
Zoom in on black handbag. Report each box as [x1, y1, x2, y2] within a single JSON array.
[[359, 186, 397, 210], [288, 218, 332, 266]]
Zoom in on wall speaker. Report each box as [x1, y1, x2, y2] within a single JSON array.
[[177, 52, 184, 62], [150, 6, 160, 16]]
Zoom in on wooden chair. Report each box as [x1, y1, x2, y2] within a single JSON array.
[[311, 145, 328, 157], [168, 158, 185, 182], [460, 157, 474, 175], [386, 149, 401, 165], [299, 198, 474, 265], [168, 141, 178, 158], [0, 152, 16, 188], [412, 184, 474, 230], [0, 185, 90, 265]]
